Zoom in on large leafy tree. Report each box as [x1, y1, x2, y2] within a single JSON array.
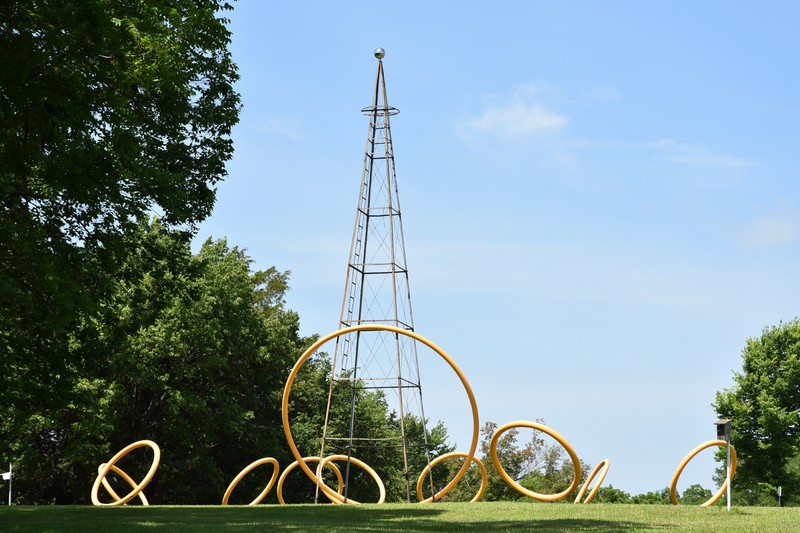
[[714, 320, 800, 505], [0, 0, 240, 464], [5, 219, 310, 503]]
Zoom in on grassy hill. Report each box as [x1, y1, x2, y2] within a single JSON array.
[[2, 502, 798, 532]]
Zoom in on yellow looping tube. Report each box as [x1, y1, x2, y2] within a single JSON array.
[[574, 458, 610, 504], [97, 463, 149, 505], [276, 456, 344, 505], [670, 440, 736, 506], [415, 451, 488, 503], [91, 440, 160, 506], [490, 421, 581, 502], [281, 324, 479, 504], [316, 454, 386, 504], [221, 457, 280, 505]]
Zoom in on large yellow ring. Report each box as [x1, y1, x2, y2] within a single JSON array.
[[670, 440, 737, 506], [416, 451, 488, 503], [490, 421, 581, 502], [97, 463, 149, 505], [281, 324, 479, 504], [91, 440, 160, 506], [221, 457, 280, 505], [276, 456, 344, 505], [574, 458, 610, 504], [316, 454, 386, 504]]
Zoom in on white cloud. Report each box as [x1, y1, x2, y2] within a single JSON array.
[[650, 139, 752, 168], [467, 103, 567, 137], [740, 213, 800, 248], [254, 116, 306, 142], [461, 84, 567, 139]]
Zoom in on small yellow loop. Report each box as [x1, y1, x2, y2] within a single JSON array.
[[276, 456, 344, 505], [317, 454, 386, 504], [97, 463, 149, 505], [91, 440, 160, 506], [416, 451, 488, 502], [222, 457, 280, 505], [670, 440, 736, 506], [574, 459, 610, 504]]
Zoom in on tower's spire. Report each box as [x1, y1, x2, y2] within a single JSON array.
[[318, 48, 434, 503]]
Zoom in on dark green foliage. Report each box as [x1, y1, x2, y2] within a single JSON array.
[[680, 483, 713, 505], [592, 484, 631, 503], [3, 219, 311, 503], [714, 320, 800, 506], [631, 487, 672, 504], [0, 0, 240, 503]]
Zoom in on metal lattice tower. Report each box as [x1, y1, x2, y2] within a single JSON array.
[[319, 48, 433, 502]]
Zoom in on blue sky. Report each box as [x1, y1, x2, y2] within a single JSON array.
[[195, 1, 800, 496]]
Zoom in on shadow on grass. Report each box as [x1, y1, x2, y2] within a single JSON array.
[[1, 505, 660, 532]]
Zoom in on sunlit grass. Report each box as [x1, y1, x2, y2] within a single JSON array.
[[1, 502, 798, 532]]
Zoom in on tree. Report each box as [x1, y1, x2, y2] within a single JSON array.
[[631, 487, 672, 504], [3, 219, 310, 503], [396, 415, 454, 501], [0, 0, 241, 475], [680, 484, 713, 505], [592, 485, 631, 503], [714, 320, 800, 506]]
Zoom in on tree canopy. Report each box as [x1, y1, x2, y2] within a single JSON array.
[[714, 319, 800, 505], [1, 1, 241, 502], [2, 219, 311, 503], [0, 0, 241, 433]]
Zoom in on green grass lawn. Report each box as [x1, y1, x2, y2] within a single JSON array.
[[1, 502, 798, 532]]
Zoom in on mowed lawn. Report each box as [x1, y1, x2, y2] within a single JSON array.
[[1, 502, 798, 532]]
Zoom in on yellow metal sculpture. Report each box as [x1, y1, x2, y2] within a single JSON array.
[[276, 456, 344, 505], [91, 440, 160, 506], [97, 463, 149, 505], [316, 454, 386, 504], [221, 457, 280, 505], [415, 451, 488, 503], [89, 327, 622, 506], [574, 458, 610, 504], [670, 439, 737, 506], [281, 324, 480, 504], [490, 420, 581, 502]]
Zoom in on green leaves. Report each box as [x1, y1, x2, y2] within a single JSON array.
[[2, 2, 242, 501], [714, 319, 800, 505]]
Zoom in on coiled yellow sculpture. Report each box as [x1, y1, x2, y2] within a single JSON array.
[[91, 440, 160, 506]]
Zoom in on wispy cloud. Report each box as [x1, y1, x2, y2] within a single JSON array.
[[569, 138, 754, 170], [468, 103, 567, 137], [650, 139, 752, 168], [254, 116, 306, 142], [740, 213, 800, 248], [460, 85, 567, 139]]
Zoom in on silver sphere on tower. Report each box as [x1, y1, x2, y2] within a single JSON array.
[[374, 47, 385, 59]]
